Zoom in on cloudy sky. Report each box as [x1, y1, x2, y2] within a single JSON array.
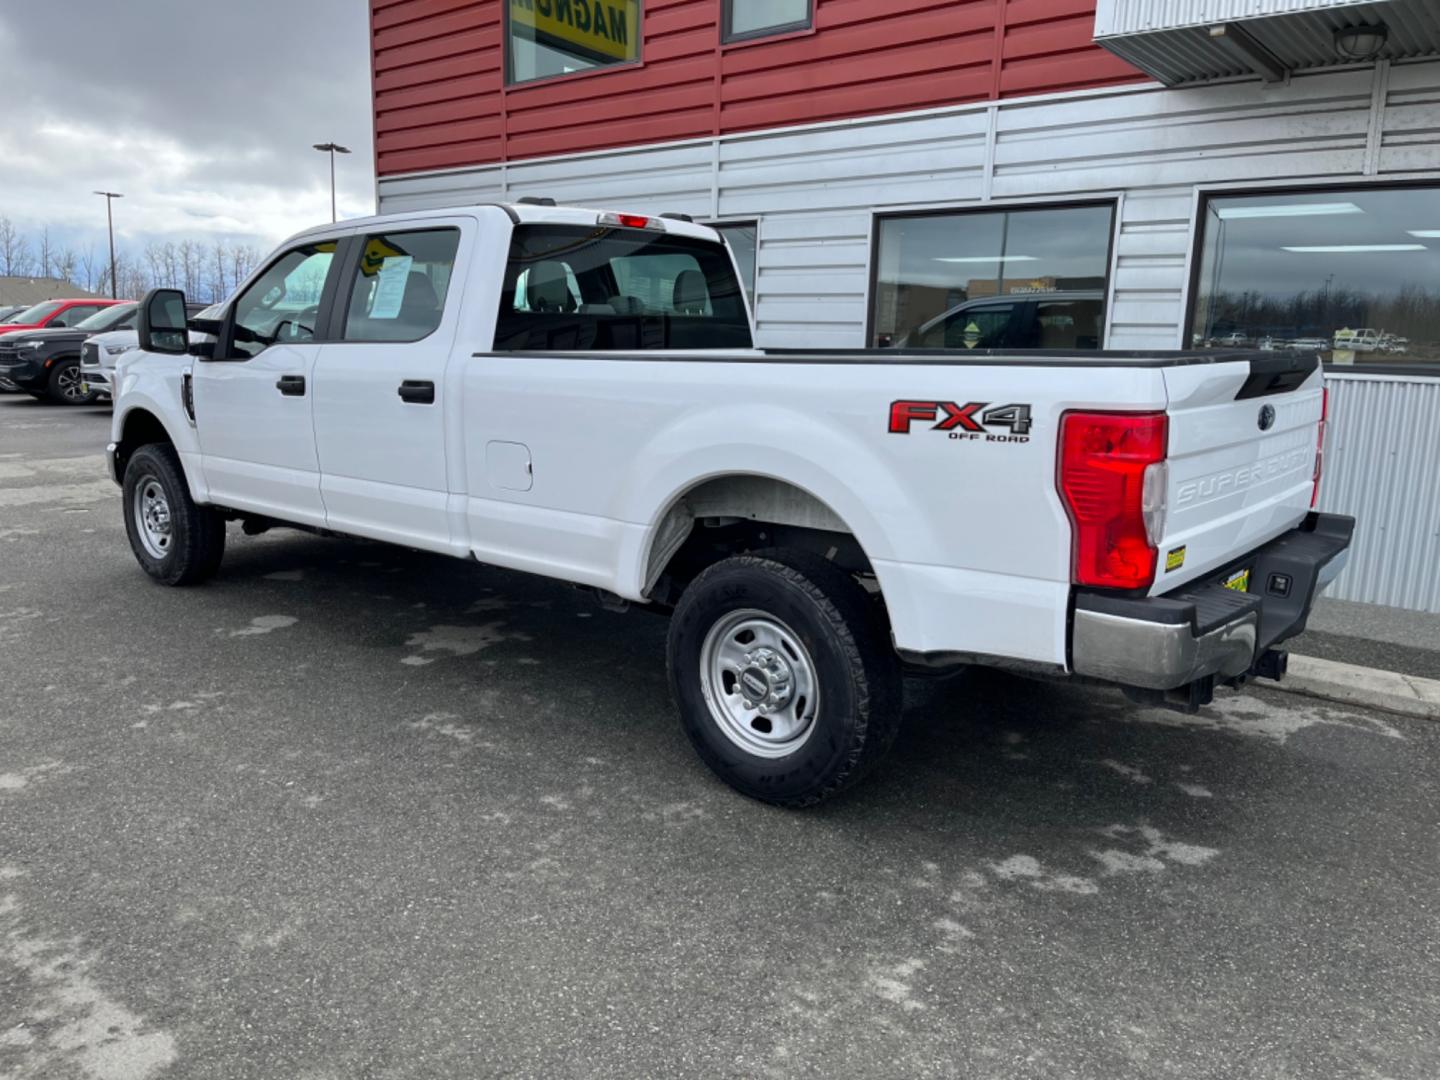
[[0, 1, 374, 267]]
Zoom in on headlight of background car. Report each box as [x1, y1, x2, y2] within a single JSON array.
[[103, 344, 135, 356], [18, 340, 44, 353]]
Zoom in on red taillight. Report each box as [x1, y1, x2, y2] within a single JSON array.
[[1311, 387, 1329, 508], [1058, 411, 1169, 590]]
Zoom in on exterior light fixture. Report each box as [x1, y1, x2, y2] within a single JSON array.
[[1333, 24, 1388, 62]]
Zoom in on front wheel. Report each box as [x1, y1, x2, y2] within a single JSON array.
[[122, 444, 226, 585], [667, 551, 902, 807], [46, 359, 96, 405]]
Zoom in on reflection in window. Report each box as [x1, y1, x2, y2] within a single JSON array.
[[872, 205, 1114, 349], [712, 222, 757, 310], [1193, 187, 1440, 366], [230, 243, 336, 359], [507, 0, 641, 84], [724, 0, 811, 42]]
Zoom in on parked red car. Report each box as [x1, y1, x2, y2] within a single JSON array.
[[0, 298, 124, 338]]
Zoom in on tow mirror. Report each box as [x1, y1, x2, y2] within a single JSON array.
[[137, 288, 189, 355]]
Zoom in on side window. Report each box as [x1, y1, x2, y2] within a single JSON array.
[[919, 303, 1015, 348], [52, 305, 102, 327], [229, 243, 337, 359], [342, 228, 460, 342], [1036, 298, 1104, 349]]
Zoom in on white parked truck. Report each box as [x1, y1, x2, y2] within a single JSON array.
[[108, 202, 1352, 806]]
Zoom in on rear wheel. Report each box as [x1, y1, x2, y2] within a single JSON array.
[[46, 359, 95, 405], [122, 444, 226, 585], [667, 550, 902, 807]]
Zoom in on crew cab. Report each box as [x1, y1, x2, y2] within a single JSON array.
[[107, 202, 1352, 806], [0, 301, 141, 403]]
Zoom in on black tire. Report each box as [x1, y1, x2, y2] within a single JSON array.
[[667, 549, 902, 808], [122, 443, 226, 585], [45, 358, 95, 405]]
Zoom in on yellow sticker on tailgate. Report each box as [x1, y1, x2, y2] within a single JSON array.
[[1223, 569, 1251, 593]]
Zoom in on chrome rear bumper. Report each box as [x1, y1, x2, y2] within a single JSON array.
[[1071, 512, 1354, 693]]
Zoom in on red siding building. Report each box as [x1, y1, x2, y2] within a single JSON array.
[[372, 0, 1144, 176]]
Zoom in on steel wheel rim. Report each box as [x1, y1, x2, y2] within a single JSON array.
[[57, 364, 87, 401], [134, 479, 173, 559], [699, 608, 819, 759]]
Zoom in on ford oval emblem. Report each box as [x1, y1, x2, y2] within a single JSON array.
[[1258, 404, 1276, 431]]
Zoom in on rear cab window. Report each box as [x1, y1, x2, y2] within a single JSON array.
[[494, 224, 753, 351]]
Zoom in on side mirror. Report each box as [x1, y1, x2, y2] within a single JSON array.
[[137, 288, 189, 355]]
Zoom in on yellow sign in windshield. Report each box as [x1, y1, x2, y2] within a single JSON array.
[[509, 0, 640, 65]]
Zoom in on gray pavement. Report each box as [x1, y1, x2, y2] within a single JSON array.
[[2, 394, 1439, 1080], [1293, 596, 1440, 681]]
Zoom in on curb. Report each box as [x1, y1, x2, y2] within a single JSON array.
[[1273, 654, 1440, 719]]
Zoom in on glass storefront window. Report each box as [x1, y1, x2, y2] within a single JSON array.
[[507, 0, 641, 85], [871, 204, 1114, 349], [1192, 186, 1440, 367], [712, 221, 757, 310], [724, 0, 811, 42]]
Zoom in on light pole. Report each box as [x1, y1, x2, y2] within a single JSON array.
[[312, 142, 351, 223], [94, 191, 123, 298]]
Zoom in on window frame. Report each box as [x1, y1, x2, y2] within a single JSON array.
[[865, 199, 1120, 350], [706, 218, 760, 314], [212, 239, 347, 362], [721, 0, 813, 44], [504, 0, 645, 88], [1184, 178, 1440, 376], [332, 226, 464, 346]]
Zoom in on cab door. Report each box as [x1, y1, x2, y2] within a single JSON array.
[[310, 222, 467, 553], [192, 237, 346, 527]]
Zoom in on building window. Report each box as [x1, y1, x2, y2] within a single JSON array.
[[711, 221, 758, 309], [507, 0, 641, 85], [1192, 186, 1440, 367], [871, 204, 1115, 349], [723, 0, 811, 43]]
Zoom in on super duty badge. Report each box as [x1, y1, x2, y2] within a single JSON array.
[[888, 400, 1033, 442]]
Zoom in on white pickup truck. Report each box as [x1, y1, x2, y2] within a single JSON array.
[[109, 201, 1352, 806]]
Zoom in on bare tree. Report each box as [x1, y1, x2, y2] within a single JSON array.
[[53, 248, 79, 289], [209, 239, 230, 302], [78, 246, 101, 293], [180, 239, 204, 297], [0, 217, 34, 276]]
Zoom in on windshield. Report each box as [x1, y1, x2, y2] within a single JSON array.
[[9, 300, 63, 324], [0, 307, 26, 323], [74, 303, 137, 332]]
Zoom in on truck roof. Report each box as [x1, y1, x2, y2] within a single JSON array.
[[285, 202, 724, 248]]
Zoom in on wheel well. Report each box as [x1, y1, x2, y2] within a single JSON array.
[[115, 409, 174, 480], [645, 475, 876, 607]]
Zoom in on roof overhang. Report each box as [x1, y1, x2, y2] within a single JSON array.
[[1094, 0, 1440, 86]]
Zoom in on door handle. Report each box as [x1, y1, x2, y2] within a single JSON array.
[[276, 375, 306, 396], [398, 379, 435, 405]]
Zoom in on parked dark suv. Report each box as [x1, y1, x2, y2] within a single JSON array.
[[0, 302, 138, 404]]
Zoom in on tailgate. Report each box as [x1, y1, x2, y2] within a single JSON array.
[[1154, 353, 1323, 594]]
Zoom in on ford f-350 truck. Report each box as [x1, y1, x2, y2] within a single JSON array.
[[108, 202, 1351, 806]]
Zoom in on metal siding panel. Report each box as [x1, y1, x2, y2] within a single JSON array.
[[1094, 0, 1440, 85], [1319, 373, 1440, 613]]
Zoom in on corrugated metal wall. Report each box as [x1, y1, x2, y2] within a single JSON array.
[[1319, 372, 1440, 613], [370, 0, 1144, 177]]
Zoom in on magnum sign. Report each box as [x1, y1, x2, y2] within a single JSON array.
[[510, 0, 640, 65]]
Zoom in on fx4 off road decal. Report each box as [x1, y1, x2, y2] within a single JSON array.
[[888, 400, 1034, 443]]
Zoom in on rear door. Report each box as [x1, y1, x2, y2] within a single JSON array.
[[1153, 353, 1323, 593], [310, 221, 468, 553]]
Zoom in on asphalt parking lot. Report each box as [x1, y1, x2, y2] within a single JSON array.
[[2, 394, 1438, 1080]]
